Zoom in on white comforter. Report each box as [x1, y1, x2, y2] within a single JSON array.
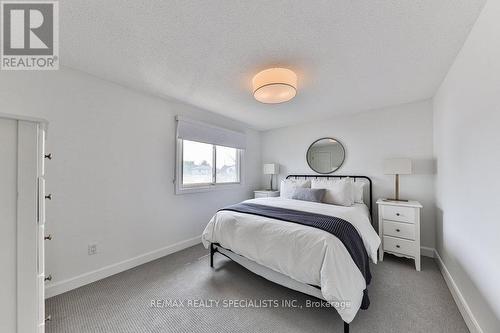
[[202, 197, 381, 323]]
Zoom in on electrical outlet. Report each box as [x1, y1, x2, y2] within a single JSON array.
[[88, 243, 97, 255]]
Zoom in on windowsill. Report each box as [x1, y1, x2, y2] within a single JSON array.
[[175, 182, 243, 195]]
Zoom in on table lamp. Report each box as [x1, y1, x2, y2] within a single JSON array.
[[384, 158, 412, 201], [263, 163, 279, 190]]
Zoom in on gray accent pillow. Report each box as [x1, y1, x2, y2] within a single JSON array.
[[291, 188, 326, 203]]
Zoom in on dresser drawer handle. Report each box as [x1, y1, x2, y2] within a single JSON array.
[[44, 234, 52, 241], [396, 245, 400, 248], [44, 153, 52, 160], [396, 213, 400, 216], [45, 315, 51, 322], [45, 274, 52, 282], [396, 229, 400, 232], [45, 194, 52, 200]]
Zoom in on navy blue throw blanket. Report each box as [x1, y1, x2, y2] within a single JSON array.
[[219, 202, 371, 309]]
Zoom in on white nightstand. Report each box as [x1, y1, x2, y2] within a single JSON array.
[[254, 190, 280, 199], [377, 199, 423, 271]]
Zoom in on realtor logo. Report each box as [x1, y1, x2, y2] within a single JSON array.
[[1, 1, 59, 70]]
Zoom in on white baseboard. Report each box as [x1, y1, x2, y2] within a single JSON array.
[[434, 250, 483, 333], [420, 246, 435, 258], [45, 235, 202, 298]]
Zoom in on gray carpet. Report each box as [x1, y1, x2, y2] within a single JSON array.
[[46, 245, 468, 333]]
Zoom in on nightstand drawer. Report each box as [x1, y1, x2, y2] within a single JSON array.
[[382, 205, 415, 223], [383, 220, 415, 240], [383, 236, 416, 257]]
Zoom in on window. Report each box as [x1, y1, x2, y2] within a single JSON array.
[[216, 145, 239, 183], [179, 139, 241, 191], [182, 140, 213, 185], [175, 117, 246, 193]]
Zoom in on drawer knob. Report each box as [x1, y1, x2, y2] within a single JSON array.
[[396, 213, 400, 216], [44, 153, 52, 160], [44, 274, 52, 282], [45, 315, 52, 322], [44, 234, 52, 241], [396, 245, 400, 248], [45, 194, 52, 200], [396, 229, 400, 232]]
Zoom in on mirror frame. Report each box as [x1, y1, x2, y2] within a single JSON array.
[[306, 137, 346, 174]]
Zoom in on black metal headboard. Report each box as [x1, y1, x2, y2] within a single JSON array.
[[285, 174, 373, 222]]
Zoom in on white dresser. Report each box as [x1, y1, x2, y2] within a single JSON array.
[[0, 115, 47, 333], [254, 190, 280, 198], [377, 199, 423, 271]]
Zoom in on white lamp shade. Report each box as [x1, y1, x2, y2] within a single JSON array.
[[384, 158, 412, 175], [253, 68, 297, 104], [263, 163, 279, 175]]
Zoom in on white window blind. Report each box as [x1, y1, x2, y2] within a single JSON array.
[[176, 116, 246, 149]]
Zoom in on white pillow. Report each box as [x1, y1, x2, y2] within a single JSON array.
[[311, 178, 354, 207], [280, 179, 311, 198], [352, 180, 366, 204]]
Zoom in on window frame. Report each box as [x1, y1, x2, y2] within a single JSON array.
[[175, 139, 243, 194]]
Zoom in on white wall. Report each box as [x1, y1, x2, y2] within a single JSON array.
[[0, 68, 261, 297], [261, 100, 436, 248], [433, 0, 500, 331]]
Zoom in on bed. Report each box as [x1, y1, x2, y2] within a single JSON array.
[[202, 175, 380, 333]]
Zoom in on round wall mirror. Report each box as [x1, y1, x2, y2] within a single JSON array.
[[306, 138, 345, 174]]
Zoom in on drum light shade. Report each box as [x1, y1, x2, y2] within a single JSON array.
[[252, 68, 297, 104]]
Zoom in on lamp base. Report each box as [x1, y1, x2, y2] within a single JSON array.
[[383, 198, 409, 202]]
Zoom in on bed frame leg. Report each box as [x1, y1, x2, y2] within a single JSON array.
[[344, 322, 349, 333], [210, 243, 215, 268]]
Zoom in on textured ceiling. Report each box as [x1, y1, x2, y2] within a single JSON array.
[[60, 1, 485, 130]]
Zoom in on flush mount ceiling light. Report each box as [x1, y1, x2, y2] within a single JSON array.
[[252, 68, 297, 104]]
